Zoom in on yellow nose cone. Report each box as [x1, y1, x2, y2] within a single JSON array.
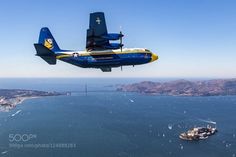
[[151, 53, 158, 62]]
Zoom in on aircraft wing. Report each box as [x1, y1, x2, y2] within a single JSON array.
[[86, 12, 123, 51], [86, 12, 108, 51]]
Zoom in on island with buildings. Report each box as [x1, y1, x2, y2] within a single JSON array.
[[117, 79, 236, 96], [0, 89, 64, 112]]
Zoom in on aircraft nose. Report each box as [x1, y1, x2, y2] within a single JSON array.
[[151, 53, 158, 62]]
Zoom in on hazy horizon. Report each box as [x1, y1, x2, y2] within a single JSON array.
[[0, 76, 235, 79]]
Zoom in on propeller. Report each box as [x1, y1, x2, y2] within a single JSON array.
[[119, 26, 124, 52]]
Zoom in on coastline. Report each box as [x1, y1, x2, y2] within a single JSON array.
[[0, 96, 40, 112], [0, 89, 66, 112]]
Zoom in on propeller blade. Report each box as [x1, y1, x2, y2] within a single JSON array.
[[119, 26, 124, 52], [120, 31, 123, 52]]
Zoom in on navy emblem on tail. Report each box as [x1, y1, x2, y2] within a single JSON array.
[[44, 38, 54, 50]]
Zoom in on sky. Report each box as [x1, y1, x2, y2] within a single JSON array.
[[0, 0, 236, 78]]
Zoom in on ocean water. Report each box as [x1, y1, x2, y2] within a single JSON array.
[[0, 79, 236, 157]]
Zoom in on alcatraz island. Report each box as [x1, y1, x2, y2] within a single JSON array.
[[0, 89, 64, 112]]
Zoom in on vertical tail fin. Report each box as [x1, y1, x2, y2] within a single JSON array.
[[38, 27, 60, 52], [34, 27, 59, 65]]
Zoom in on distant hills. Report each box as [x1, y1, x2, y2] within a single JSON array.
[[117, 79, 236, 96]]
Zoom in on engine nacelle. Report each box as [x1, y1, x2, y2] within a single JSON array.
[[102, 33, 123, 40], [104, 43, 123, 49]]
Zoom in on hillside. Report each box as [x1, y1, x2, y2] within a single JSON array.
[[117, 79, 236, 96]]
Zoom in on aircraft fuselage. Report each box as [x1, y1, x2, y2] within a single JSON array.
[[56, 48, 158, 70]]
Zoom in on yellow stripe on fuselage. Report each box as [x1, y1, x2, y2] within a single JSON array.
[[56, 49, 154, 59], [81, 51, 151, 56], [56, 54, 72, 59]]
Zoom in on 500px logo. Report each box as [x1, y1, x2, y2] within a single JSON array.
[[9, 134, 37, 142]]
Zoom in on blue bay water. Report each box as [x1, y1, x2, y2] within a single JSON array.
[[0, 78, 236, 157]]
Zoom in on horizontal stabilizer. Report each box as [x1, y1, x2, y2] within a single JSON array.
[[40, 56, 56, 65], [34, 44, 56, 65]]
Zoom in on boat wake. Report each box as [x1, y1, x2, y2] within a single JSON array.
[[1, 150, 8, 155], [11, 110, 22, 117], [198, 119, 216, 125], [129, 99, 134, 103]]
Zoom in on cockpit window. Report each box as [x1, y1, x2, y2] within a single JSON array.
[[145, 49, 150, 52]]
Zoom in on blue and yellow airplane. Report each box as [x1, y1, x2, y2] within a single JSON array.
[[34, 12, 158, 72]]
